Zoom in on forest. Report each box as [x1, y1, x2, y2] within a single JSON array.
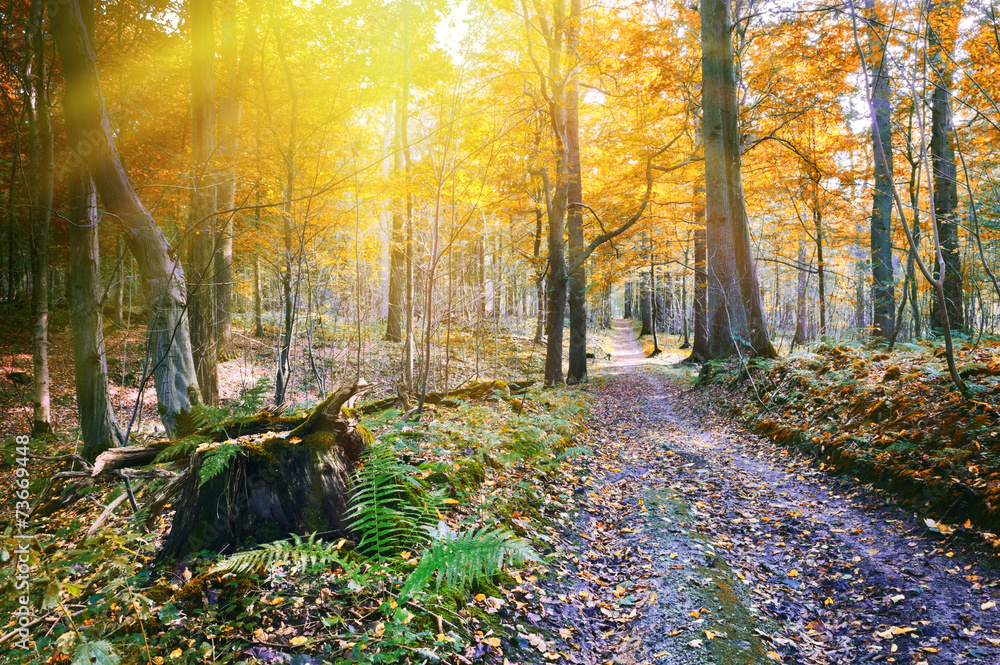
[[5, 0, 1000, 663]]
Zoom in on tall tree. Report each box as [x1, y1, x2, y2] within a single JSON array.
[[188, 0, 219, 405], [26, 0, 52, 435], [65, 0, 124, 461], [868, 0, 895, 339], [49, 0, 202, 438], [927, 0, 964, 332], [215, 0, 261, 357], [701, 0, 775, 359], [565, 0, 587, 385]]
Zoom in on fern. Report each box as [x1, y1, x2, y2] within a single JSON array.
[[209, 533, 343, 575], [235, 376, 272, 416], [347, 443, 432, 559], [153, 434, 210, 464], [397, 524, 537, 604], [198, 443, 242, 487], [189, 403, 231, 431]]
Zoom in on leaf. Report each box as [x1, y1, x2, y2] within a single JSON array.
[[289, 636, 308, 646], [687, 639, 703, 648], [787, 569, 798, 577], [559, 628, 572, 639], [44, 579, 62, 610], [72, 641, 121, 665], [484, 637, 501, 648], [982, 601, 996, 610]]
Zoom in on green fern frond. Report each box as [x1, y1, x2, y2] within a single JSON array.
[[209, 533, 343, 575], [153, 434, 210, 464], [347, 443, 429, 559], [397, 525, 537, 603], [198, 444, 242, 487]]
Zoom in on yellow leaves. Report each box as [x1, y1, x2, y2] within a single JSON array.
[[169, 649, 183, 659], [289, 636, 309, 646], [786, 569, 798, 578], [766, 651, 782, 661], [875, 626, 917, 639], [824, 597, 834, 606], [443, 498, 460, 505], [484, 637, 502, 648], [982, 601, 996, 611]]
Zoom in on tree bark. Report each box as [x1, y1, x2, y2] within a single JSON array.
[[691, 225, 708, 361], [565, 0, 587, 385], [214, 0, 261, 359], [63, 0, 124, 462], [639, 269, 653, 335], [385, 93, 406, 343], [50, 0, 201, 438], [928, 0, 963, 332], [868, 1, 894, 339], [792, 243, 808, 349], [158, 384, 368, 558], [68, 174, 124, 461], [188, 0, 219, 405], [26, 0, 53, 436]]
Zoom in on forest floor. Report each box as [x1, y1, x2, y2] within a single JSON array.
[[524, 320, 1000, 665]]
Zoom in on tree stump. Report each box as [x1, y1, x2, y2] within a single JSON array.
[[159, 383, 369, 558]]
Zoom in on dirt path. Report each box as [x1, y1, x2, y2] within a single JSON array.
[[533, 320, 1000, 665]]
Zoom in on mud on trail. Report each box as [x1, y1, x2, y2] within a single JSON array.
[[509, 320, 1000, 665]]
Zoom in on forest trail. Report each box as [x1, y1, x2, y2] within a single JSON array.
[[551, 320, 1000, 665]]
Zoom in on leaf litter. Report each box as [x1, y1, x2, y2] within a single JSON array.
[[504, 322, 1000, 664]]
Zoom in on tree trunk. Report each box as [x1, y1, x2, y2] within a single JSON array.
[[63, 0, 123, 462], [814, 206, 827, 336], [27, 0, 53, 436], [639, 269, 653, 335], [928, 0, 963, 332], [702, 0, 751, 359], [624, 281, 632, 319], [792, 243, 808, 349], [274, 19, 297, 407], [386, 93, 406, 343], [566, 0, 587, 386], [188, 0, 219, 405], [869, 28, 894, 339], [68, 173, 124, 461], [214, 0, 260, 359], [160, 384, 368, 558], [50, 0, 201, 438], [691, 204, 708, 361], [253, 254, 264, 336]]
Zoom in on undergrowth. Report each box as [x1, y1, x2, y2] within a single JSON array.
[[0, 383, 590, 665], [701, 336, 1000, 541]]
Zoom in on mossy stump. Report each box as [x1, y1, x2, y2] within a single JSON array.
[[160, 383, 368, 558]]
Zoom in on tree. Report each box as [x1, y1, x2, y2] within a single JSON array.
[[868, 0, 894, 339], [215, 0, 261, 357], [188, 0, 219, 405], [65, 0, 124, 461], [701, 0, 775, 359], [927, 0, 964, 332], [25, 0, 53, 436], [49, 0, 202, 438]]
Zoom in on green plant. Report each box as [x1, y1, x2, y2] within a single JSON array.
[[397, 523, 537, 604], [198, 443, 242, 487], [209, 532, 344, 575], [347, 443, 439, 560]]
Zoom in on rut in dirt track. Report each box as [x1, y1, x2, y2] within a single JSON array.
[[561, 320, 1000, 665]]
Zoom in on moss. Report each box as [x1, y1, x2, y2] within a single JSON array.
[[302, 431, 339, 454]]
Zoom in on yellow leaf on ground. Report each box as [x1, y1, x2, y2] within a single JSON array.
[[289, 636, 308, 646], [787, 569, 798, 577], [444, 498, 460, 505]]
